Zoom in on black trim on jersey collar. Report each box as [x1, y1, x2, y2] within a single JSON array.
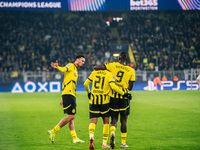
[[109, 81, 115, 83], [73, 63, 78, 68]]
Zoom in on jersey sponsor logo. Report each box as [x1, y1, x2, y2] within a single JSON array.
[[112, 76, 115, 81], [93, 90, 103, 94], [66, 64, 70, 67]]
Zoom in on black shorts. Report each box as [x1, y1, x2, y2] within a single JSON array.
[[89, 103, 110, 119], [62, 94, 76, 115], [109, 97, 130, 117]]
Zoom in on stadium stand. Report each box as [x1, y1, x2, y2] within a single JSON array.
[[0, 11, 199, 73]]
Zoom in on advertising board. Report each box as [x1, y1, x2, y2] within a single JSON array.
[[0, 0, 199, 10]]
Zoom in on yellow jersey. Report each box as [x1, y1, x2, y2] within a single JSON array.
[[57, 63, 78, 97], [84, 70, 125, 105], [105, 62, 135, 98]]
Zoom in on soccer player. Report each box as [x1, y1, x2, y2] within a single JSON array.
[[47, 55, 85, 144], [84, 70, 132, 150], [153, 76, 163, 91], [94, 52, 135, 149]]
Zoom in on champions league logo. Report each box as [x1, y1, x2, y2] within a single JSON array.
[[130, 0, 158, 10], [177, 0, 200, 10]]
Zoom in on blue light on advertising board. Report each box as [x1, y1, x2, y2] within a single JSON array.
[[8, 80, 199, 93], [11, 81, 62, 93], [144, 80, 199, 91]]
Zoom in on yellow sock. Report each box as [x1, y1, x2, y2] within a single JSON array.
[[70, 130, 78, 140], [103, 124, 109, 145], [51, 124, 60, 134], [89, 123, 96, 138], [110, 126, 116, 135], [121, 132, 127, 144]]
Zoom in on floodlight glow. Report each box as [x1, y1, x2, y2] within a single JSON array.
[[113, 53, 119, 57]]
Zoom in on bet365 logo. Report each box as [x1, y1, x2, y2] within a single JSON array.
[[130, 0, 158, 6]]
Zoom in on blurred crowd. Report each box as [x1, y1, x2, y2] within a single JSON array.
[[0, 11, 113, 72], [0, 11, 200, 73], [118, 11, 200, 71]]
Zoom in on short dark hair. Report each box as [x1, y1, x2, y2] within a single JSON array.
[[119, 52, 127, 61], [76, 55, 85, 59]]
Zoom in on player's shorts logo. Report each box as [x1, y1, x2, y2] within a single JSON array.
[[177, 0, 200, 10], [72, 109, 75, 113]]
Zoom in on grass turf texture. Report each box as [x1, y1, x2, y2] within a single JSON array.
[[0, 91, 199, 150]]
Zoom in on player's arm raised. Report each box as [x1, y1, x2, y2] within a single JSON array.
[[50, 60, 58, 68], [51, 60, 67, 72]]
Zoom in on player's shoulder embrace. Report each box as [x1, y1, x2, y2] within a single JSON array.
[[105, 70, 112, 74]]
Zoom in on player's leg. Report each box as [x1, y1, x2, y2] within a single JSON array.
[[120, 115, 129, 148], [47, 95, 76, 143], [59, 114, 75, 127], [47, 114, 74, 144], [155, 83, 158, 90], [89, 118, 97, 150], [102, 117, 110, 148], [119, 98, 130, 148], [89, 104, 100, 150], [158, 81, 163, 90], [110, 116, 118, 149], [109, 97, 119, 149], [68, 118, 84, 143], [101, 103, 110, 148]]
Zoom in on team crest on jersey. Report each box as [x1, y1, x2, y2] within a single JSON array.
[[112, 76, 115, 81], [74, 73, 77, 77], [66, 64, 70, 67], [72, 109, 75, 113]]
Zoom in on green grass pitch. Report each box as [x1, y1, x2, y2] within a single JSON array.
[[0, 91, 200, 150]]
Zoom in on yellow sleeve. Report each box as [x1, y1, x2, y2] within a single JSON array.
[[56, 66, 67, 72], [84, 79, 92, 93], [107, 72, 124, 95], [105, 63, 114, 72], [57, 63, 73, 72], [109, 82, 125, 95], [83, 71, 94, 93], [130, 69, 135, 82]]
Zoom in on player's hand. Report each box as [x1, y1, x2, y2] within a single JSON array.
[[51, 60, 58, 69], [59, 99, 63, 106], [88, 92, 91, 99], [124, 93, 132, 100]]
